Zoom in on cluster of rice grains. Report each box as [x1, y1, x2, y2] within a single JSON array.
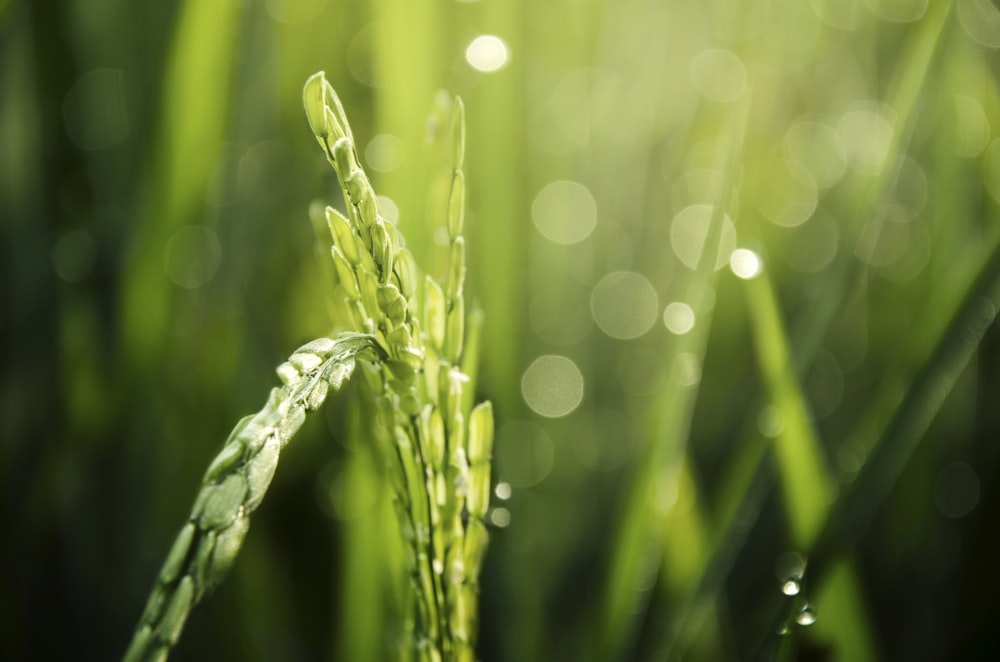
[[124, 334, 376, 662], [303, 71, 494, 661], [124, 73, 493, 662]]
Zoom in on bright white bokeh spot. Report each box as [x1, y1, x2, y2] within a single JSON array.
[[531, 180, 598, 244], [933, 462, 981, 519], [494, 482, 512, 500], [590, 271, 659, 339], [863, 0, 928, 23], [796, 605, 817, 626], [365, 134, 403, 173], [958, 0, 1000, 48], [521, 355, 584, 418], [663, 302, 696, 335], [690, 48, 747, 102], [730, 248, 762, 279], [782, 580, 801, 596], [466, 35, 510, 72], [164, 226, 222, 290]]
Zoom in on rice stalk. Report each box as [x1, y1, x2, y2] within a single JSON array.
[[124, 72, 494, 662], [304, 71, 493, 661], [123, 333, 377, 662]]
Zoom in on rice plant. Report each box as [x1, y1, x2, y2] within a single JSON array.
[[123, 73, 493, 662], [7, 1, 1000, 660]]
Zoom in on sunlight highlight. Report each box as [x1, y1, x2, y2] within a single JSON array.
[[730, 248, 762, 279], [466, 35, 510, 72]]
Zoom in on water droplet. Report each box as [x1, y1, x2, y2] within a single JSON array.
[[776, 623, 791, 636], [795, 604, 817, 626], [494, 482, 512, 500], [781, 579, 801, 596]]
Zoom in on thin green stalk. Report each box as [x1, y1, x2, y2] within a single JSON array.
[[594, 91, 750, 660], [119, 0, 243, 371], [809, 236, 1000, 584], [650, 6, 955, 655], [123, 333, 377, 662], [304, 71, 494, 661]]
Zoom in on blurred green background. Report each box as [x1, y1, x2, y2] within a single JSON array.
[[4, 0, 1000, 659]]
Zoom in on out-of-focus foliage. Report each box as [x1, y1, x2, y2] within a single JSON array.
[[4, 0, 1000, 660]]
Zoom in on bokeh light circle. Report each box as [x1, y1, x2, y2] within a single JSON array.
[[689, 48, 747, 102], [466, 35, 510, 72], [590, 271, 659, 339], [164, 226, 222, 290], [663, 302, 696, 335], [521, 355, 584, 418], [531, 180, 598, 244], [730, 248, 762, 279], [496, 421, 556, 487], [670, 204, 737, 270]]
